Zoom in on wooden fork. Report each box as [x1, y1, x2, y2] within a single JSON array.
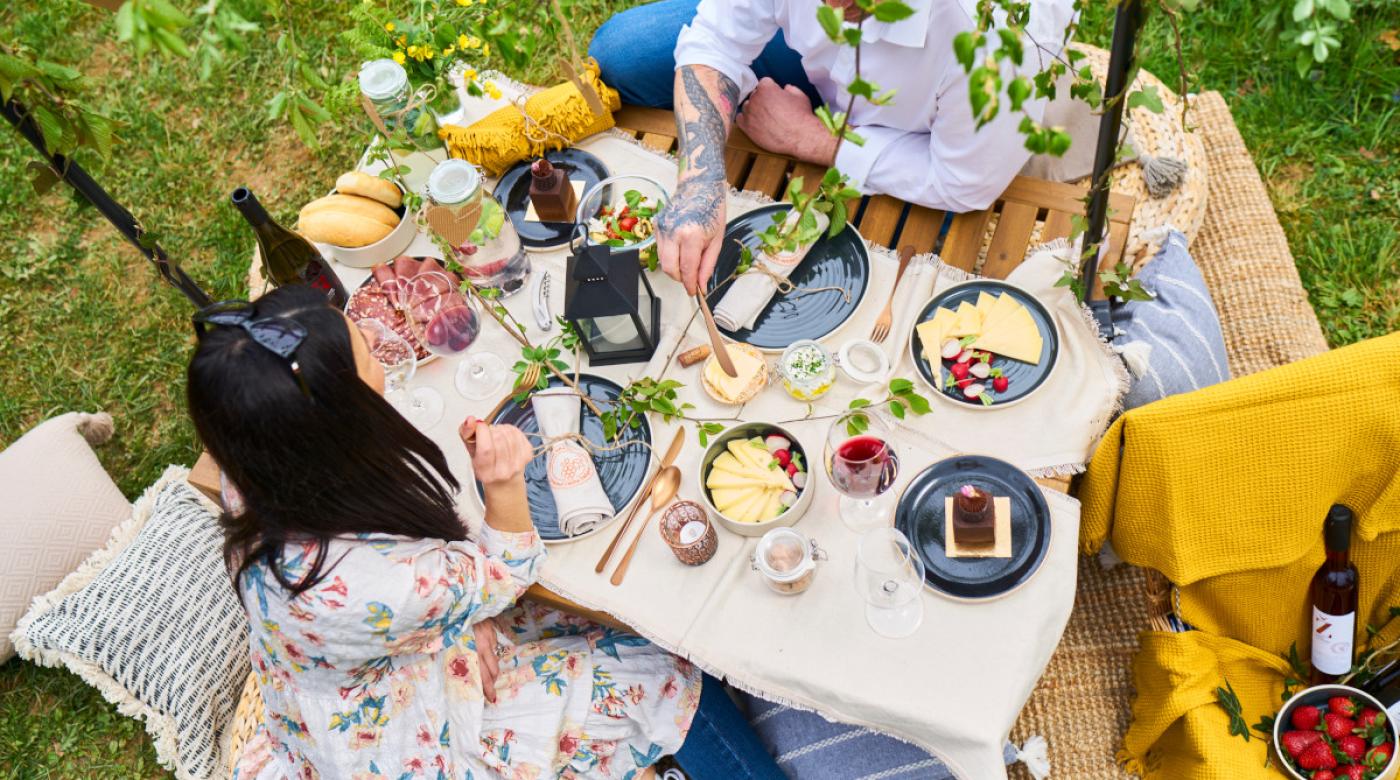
[[870, 245, 916, 343]]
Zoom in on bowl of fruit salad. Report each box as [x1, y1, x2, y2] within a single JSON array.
[[1274, 685, 1396, 780], [698, 423, 813, 537], [576, 175, 668, 254]]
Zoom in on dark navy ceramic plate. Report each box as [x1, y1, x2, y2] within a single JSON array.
[[894, 455, 1051, 600], [476, 374, 650, 542], [496, 149, 609, 251], [705, 204, 869, 352], [908, 280, 1059, 408]]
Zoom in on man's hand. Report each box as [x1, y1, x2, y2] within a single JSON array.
[[736, 78, 839, 166]]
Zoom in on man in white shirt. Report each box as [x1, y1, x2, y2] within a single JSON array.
[[590, 0, 1075, 293]]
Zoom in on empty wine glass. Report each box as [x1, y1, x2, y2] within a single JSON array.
[[824, 410, 901, 532], [854, 527, 925, 639], [403, 271, 506, 401], [353, 317, 443, 430]]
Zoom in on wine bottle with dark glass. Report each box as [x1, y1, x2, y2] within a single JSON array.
[[1310, 504, 1359, 684], [231, 186, 348, 308]]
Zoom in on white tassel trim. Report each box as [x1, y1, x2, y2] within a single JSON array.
[[1015, 735, 1052, 779], [1114, 340, 1154, 379]]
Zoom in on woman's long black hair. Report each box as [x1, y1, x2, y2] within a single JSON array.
[[187, 285, 466, 596]]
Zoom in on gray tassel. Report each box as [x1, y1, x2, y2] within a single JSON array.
[[1139, 153, 1189, 199]]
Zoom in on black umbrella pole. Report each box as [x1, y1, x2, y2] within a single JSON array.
[[1081, 0, 1144, 334], [0, 98, 211, 308]]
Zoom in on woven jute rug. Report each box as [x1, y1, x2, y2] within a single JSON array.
[[1007, 90, 1329, 779]]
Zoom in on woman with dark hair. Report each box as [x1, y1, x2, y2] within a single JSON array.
[[190, 286, 785, 780]]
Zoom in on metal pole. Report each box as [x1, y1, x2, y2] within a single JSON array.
[[1081, 0, 1144, 337], [0, 98, 212, 308]]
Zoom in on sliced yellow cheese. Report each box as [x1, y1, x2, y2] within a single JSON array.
[[711, 452, 746, 476], [972, 307, 1043, 363], [945, 301, 982, 338], [706, 467, 789, 490], [974, 291, 998, 318], [757, 489, 784, 522], [727, 439, 772, 471], [728, 489, 770, 523], [915, 307, 956, 362], [703, 345, 767, 402], [711, 485, 766, 514], [979, 293, 1024, 335]]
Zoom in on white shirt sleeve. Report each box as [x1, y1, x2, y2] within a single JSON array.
[[673, 0, 783, 99]]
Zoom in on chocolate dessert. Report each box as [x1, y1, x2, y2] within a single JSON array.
[[528, 158, 576, 223], [951, 484, 995, 544]]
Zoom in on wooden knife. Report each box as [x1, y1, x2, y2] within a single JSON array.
[[696, 292, 737, 377], [595, 427, 686, 573]]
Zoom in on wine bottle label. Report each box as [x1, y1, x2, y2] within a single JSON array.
[[1312, 607, 1356, 676]]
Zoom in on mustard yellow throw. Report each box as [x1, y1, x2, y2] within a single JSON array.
[[1080, 332, 1400, 777], [439, 62, 621, 177]]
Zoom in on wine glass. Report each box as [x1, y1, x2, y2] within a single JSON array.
[[403, 271, 506, 401], [353, 317, 443, 430], [854, 527, 925, 639], [824, 410, 901, 532]]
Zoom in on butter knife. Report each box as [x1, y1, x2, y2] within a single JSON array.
[[595, 427, 686, 573], [531, 270, 553, 331]]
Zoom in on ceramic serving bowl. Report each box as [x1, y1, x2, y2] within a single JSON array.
[[327, 183, 418, 268], [1272, 684, 1397, 780], [575, 174, 670, 254], [697, 422, 814, 537]]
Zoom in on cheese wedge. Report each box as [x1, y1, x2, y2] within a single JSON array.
[[979, 293, 1023, 334], [703, 344, 767, 402], [971, 307, 1043, 363], [728, 490, 770, 523], [756, 489, 784, 522], [712, 485, 765, 513], [728, 439, 771, 471], [974, 291, 998, 318], [946, 301, 982, 338], [915, 308, 956, 361], [710, 452, 747, 476]]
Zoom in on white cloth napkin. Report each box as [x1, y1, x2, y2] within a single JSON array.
[[713, 211, 830, 331], [530, 387, 615, 536]]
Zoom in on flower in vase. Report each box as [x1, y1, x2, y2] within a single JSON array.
[[456, 0, 471, 5], [463, 67, 478, 81], [384, 22, 395, 31], [393, 51, 406, 64]]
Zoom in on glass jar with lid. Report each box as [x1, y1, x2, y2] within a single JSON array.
[[358, 59, 445, 153], [426, 159, 531, 296], [751, 528, 825, 595], [777, 339, 837, 401]]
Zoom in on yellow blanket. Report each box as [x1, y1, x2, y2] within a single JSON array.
[[1080, 332, 1400, 777]]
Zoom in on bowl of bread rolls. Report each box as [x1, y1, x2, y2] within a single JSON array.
[[298, 171, 417, 268]]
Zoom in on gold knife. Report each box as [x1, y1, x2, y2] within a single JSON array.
[[696, 292, 738, 377], [595, 427, 686, 573]]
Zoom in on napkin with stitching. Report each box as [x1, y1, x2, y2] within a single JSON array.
[[713, 211, 830, 331], [531, 387, 615, 537]]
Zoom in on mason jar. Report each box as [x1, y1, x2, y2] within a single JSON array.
[[426, 159, 530, 296], [358, 59, 444, 153]]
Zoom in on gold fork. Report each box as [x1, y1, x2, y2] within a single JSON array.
[[870, 245, 916, 343]]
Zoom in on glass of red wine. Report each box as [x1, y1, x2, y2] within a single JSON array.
[[404, 271, 506, 401], [825, 410, 901, 532]]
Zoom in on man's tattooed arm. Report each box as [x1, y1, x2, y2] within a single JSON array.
[[657, 65, 740, 235]]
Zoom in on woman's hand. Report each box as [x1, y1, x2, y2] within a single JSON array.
[[460, 418, 533, 487], [472, 618, 502, 704]]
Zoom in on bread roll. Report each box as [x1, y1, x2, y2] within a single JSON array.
[[335, 171, 403, 208], [298, 210, 395, 247], [300, 194, 401, 228]]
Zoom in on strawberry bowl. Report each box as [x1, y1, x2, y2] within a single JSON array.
[[1273, 684, 1396, 780]]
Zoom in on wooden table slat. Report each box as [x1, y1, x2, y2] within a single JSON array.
[[940, 209, 993, 272], [724, 147, 754, 187], [1001, 176, 1135, 220], [639, 132, 675, 154], [980, 202, 1039, 280], [898, 207, 946, 255], [1040, 210, 1075, 244], [857, 194, 904, 248], [743, 155, 791, 199], [789, 162, 827, 195]]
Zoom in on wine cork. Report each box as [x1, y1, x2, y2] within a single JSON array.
[[678, 343, 712, 367]]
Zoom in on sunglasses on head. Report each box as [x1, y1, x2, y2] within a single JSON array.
[[193, 300, 311, 397]]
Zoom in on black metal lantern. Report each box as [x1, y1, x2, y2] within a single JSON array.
[[564, 243, 660, 366]]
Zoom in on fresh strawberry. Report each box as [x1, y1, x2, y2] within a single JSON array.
[[950, 362, 970, 380], [1312, 770, 1336, 780], [1366, 742, 1394, 767], [992, 375, 1009, 393], [1326, 712, 1358, 741], [1337, 765, 1365, 780], [1330, 697, 1362, 718], [1294, 705, 1324, 731], [1284, 729, 1325, 757], [785, 462, 798, 477], [1339, 735, 1367, 762], [1357, 708, 1384, 732], [774, 449, 791, 467], [1298, 740, 1340, 770]]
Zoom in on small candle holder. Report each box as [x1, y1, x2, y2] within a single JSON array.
[[658, 501, 718, 566]]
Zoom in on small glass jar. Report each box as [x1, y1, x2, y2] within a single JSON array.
[[777, 340, 837, 401], [358, 59, 444, 153], [426, 160, 531, 296], [658, 501, 718, 566], [752, 528, 826, 595]]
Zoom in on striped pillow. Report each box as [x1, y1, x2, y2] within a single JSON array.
[[1112, 230, 1231, 409], [13, 467, 249, 780]]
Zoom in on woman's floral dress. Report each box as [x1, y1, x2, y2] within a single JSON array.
[[232, 526, 702, 780]]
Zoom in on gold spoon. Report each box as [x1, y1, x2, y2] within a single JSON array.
[[609, 466, 682, 586]]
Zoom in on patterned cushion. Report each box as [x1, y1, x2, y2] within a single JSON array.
[[0, 411, 130, 662], [1112, 230, 1232, 409], [737, 692, 1015, 779], [12, 467, 249, 780]]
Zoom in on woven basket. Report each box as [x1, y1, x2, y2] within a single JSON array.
[[1072, 44, 1210, 270], [227, 671, 262, 775]]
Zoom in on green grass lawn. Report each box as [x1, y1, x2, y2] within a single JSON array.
[[0, 0, 1395, 775]]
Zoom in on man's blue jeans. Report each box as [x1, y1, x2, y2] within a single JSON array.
[[588, 0, 820, 109], [673, 673, 787, 779]]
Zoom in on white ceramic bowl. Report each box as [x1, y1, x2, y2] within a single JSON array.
[[326, 185, 418, 268], [697, 422, 814, 537], [1272, 684, 1397, 780]]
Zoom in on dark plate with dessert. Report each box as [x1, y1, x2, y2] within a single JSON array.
[[894, 454, 1051, 600], [705, 204, 870, 352], [496, 149, 610, 251], [473, 374, 651, 543]]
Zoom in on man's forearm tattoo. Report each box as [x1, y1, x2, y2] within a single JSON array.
[[658, 67, 739, 233]]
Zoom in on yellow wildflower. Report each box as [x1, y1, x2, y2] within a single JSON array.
[[455, 0, 470, 5], [462, 67, 477, 81], [384, 21, 395, 32], [458, 34, 470, 49], [392, 50, 406, 64], [424, 46, 435, 59], [482, 43, 490, 57], [465, 35, 482, 49], [406, 45, 418, 58], [396, 35, 406, 47], [443, 46, 455, 56], [485, 80, 501, 99]]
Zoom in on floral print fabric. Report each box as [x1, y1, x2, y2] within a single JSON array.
[[233, 526, 701, 780]]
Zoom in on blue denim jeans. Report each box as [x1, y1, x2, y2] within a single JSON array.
[[673, 673, 787, 780], [588, 0, 820, 109]]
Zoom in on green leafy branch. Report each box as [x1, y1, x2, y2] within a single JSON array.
[[0, 45, 117, 166], [844, 378, 932, 435], [1215, 679, 1252, 744]]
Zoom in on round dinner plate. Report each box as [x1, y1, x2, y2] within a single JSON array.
[[348, 256, 442, 366], [894, 455, 1052, 601], [705, 204, 869, 352], [495, 149, 610, 252], [907, 279, 1059, 409], [476, 374, 651, 543]]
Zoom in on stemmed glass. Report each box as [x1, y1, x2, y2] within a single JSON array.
[[353, 317, 444, 430], [824, 410, 901, 532], [403, 271, 506, 401], [854, 527, 925, 639]]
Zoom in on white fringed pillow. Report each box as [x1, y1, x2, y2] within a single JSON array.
[[12, 465, 249, 780]]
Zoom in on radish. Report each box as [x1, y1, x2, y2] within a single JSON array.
[[940, 339, 961, 360], [956, 348, 975, 364], [792, 471, 808, 489], [764, 434, 791, 453], [962, 382, 985, 399], [779, 491, 797, 508], [969, 362, 990, 379]]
